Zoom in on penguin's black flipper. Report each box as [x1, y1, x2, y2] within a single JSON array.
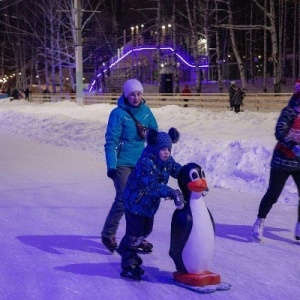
[[207, 207, 216, 233], [169, 204, 193, 273]]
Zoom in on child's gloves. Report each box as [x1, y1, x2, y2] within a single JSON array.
[[292, 145, 300, 157], [107, 169, 116, 180], [171, 189, 185, 210]]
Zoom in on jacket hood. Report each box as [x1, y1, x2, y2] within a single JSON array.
[[288, 92, 300, 108]]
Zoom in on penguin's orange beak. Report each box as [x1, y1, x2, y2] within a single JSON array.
[[187, 178, 208, 193]]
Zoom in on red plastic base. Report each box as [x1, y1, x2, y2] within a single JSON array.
[[173, 271, 221, 287]]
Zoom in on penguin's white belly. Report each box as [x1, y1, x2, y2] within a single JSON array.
[[182, 199, 214, 273]]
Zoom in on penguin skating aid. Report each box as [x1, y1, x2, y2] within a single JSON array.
[[169, 163, 231, 293]]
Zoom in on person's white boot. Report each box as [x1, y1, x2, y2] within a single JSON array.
[[295, 222, 300, 241], [252, 218, 265, 242]]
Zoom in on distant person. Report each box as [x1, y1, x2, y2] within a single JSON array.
[[232, 86, 244, 113], [181, 84, 191, 107], [11, 88, 21, 100], [69, 88, 76, 101], [24, 88, 30, 101], [118, 128, 183, 281], [6, 87, 11, 97], [252, 79, 300, 242], [181, 84, 191, 94], [101, 78, 158, 253], [229, 81, 236, 111]]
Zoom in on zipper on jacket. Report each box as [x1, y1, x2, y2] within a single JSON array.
[[117, 141, 124, 158], [135, 190, 146, 202]]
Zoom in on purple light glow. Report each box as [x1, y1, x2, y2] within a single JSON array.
[[89, 46, 209, 92]]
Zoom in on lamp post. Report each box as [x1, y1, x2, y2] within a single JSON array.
[[74, 0, 83, 106], [1, 43, 4, 89]]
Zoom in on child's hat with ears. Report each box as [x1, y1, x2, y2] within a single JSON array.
[[146, 128, 180, 154]]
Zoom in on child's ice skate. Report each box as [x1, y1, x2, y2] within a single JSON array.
[[134, 239, 153, 253], [120, 264, 145, 281]]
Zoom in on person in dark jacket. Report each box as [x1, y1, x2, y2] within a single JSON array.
[[101, 79, 158, 253], [24, 87, 30, 101], [229, 81, 236, 111], [6, 87, 11, 97], [11, 88, 21, 100], [181, 84, 191, 107], [252, 79, 300, 242], [118, 127, 183, 281], [232, 86, 244, 113]]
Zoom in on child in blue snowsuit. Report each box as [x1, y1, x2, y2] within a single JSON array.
[[118, 127, 184, 281]]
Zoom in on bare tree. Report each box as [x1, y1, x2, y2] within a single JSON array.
[[252, 0, 281, 92], [183, 0, 203, 92], [213, 0, 283, 92], [214, 0, 224, 91], [298, 0, 300, 80], [1, 0, 300, 94], [227, 0, 246, 89], [263, 0, 268, 92], [292, 0, 300, 81]]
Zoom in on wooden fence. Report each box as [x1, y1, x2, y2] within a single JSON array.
[[30, 92, 293, 112]]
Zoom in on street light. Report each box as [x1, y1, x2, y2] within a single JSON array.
[[74, 0, 83, 106]]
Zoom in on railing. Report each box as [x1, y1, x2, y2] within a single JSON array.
[[30, 92, 292, 112], [30, 93, 77, 102]]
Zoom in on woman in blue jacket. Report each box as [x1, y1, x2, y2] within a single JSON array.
[[101, 79, 158, 252]]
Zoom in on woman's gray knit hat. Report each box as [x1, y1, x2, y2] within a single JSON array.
[[123, 79, 143, 98]]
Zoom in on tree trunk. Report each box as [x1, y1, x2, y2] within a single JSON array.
[[214, 0, 223, 92], [263, 0, 267, 92], [228, 0, 246, 90], [172, 0, 180, 93], [292, 1, 297, 82], [298, 1, 300, 78], [269, 0, 281, 92], [157, 0, 162, 91]]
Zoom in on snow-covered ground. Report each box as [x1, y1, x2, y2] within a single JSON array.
[[0, 98, 299, 300]]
